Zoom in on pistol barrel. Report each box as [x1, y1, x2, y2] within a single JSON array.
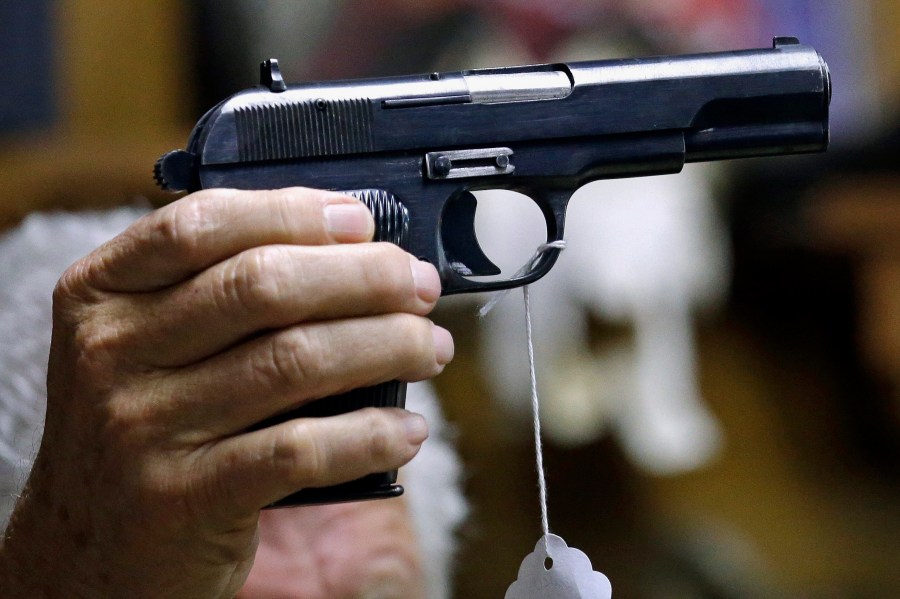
[[569, 37, 830, 162]]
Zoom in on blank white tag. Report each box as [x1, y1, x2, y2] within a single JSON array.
[[505, 534, 612, 599]]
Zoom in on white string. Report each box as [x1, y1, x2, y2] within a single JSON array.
[[476, 241, 567, 319], [477, 240, 566, 553], [524, 284, 551, 550]]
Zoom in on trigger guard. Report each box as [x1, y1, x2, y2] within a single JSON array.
[[440, 191, 501, 277]]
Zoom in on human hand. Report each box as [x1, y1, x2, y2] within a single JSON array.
[[0, 188, 452, 598]]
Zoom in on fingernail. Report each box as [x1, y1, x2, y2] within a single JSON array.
[[403, 412, 429, 444], [324, 203, 373, 239], [410, 258, 441, 303], [432, 324, 455, 365]]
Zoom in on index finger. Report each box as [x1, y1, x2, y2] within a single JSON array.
[[79, 187, 374, 293]]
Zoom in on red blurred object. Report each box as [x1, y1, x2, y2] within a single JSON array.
[[310, 0, 764, 79], [622, 0, 764, 50], [479, 0, 763, 55]]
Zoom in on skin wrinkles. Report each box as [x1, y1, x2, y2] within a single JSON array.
[[0, 187, 450, 598]]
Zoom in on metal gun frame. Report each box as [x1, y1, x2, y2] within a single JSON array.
[[156, 36, 830, 505]]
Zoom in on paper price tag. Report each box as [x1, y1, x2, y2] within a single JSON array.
[[505, 534, 612, 599]]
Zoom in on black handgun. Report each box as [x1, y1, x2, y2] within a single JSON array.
[[155, 37, 830, 506]]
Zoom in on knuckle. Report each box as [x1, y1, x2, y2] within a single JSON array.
[[361, 408, 397, 464], [137, 461, 184, 503], [260, 330, 324, 392], [370, 242, 409, 267], [92, 410, 176, 499], [73, 319, 119, 355], [152, 197, 216, 259], [66, 318, 128, 379], [97, 405, 139, 446], [97, 387, 165, 448], [53, 260, 86, 302], [217, 247, 291, 315], [52, 267, 136, 372], [388, 315, 440, 378], [264, 188, 300, 231], [359, 243, 412, 303], [53, 257, 103, 308], [361, 244, 413, 298], [274, 421, 324, 486], [394, 314, 433, 356]]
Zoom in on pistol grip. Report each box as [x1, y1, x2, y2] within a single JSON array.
[[265, 189, 411, 507]]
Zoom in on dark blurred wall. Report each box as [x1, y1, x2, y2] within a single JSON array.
[[0, 2, 56, 134], [0, 0, 191, 228]]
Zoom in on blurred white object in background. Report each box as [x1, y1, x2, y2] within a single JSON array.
[[474, 164, 729, 475], [432, 20, 732, 475]]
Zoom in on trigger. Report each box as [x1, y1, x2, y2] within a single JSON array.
[[441, 192, 501, 276]]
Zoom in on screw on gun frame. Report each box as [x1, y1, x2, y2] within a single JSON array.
[[426, 147, 515, 180]]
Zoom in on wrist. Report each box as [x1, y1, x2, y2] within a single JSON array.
[[0, 529, 48, 598], [0, 483, 92, 598]]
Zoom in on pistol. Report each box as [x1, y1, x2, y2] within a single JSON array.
[[155, 36, 830, 506]]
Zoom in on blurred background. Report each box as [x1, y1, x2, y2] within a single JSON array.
[[2, 1, 899, 597]]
